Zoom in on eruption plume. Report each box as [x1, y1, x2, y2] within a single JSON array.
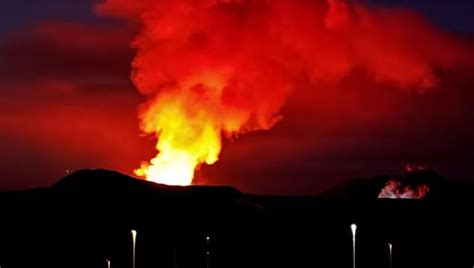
[[97, 0, 473, 185]]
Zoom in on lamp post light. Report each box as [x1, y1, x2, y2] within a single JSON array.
[[351, 224, 357, 268], [206, 236, 211, 268], [388, 243, 393, 268], [131, 230, 137, 268]]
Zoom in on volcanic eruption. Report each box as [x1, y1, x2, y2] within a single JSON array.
[[96, 0, 474, 186], [378, 165, 431, 199]]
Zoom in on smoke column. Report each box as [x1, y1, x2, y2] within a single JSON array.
[[97, 0, 473, 185]]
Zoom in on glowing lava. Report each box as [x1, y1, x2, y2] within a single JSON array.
[[378, 179, 430, 199], [134, 74, 226, 186]]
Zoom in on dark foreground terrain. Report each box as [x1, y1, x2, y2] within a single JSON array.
[[0, 169, 473, 268]]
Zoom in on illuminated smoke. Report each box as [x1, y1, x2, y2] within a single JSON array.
[[96, 0, 473, 185]]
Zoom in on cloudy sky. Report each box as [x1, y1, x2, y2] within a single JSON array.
[[1, 0, 473, 194]]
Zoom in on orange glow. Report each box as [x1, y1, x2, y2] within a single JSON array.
[[378, 179, 430, 199], [96, 0, 474, 186], [134, 73, 224, 185], [133, 71, 260, 185]]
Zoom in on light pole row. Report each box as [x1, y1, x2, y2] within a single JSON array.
[[105, 229, 137, 268], [105, 226, 393, 268], [351, 223, 393, 268]]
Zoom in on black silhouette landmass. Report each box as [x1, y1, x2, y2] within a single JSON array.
[[0, 169, 472, 268]]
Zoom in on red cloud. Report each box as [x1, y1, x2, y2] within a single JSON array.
[[95, 0, 474, 187], [1, 2, 474, 193]]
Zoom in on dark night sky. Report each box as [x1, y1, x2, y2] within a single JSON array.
[[1, 0, 474, 194]]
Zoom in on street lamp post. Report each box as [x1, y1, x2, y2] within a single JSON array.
[[131, 230, 137, 268], [206, 236, 210, 268], [388, 243, 393, 268], [351, 224, 357, 268]]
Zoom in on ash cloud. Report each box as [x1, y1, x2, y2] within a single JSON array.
[[96, 0, 474, 185]]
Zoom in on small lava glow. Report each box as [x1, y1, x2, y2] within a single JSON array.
[[378, 179, 430, 199]]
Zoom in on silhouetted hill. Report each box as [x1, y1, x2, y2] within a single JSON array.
[[322, 169, 474, 202], [0, 169, 472, 268], [53, 169, 242, 199]]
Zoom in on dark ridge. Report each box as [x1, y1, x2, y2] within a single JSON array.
[[52, 169, 182, 192], [52, 168, 243, 199], [320, 175, 391, 200], [0, 168, 473, 268], [320, 169, 473, 202]]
